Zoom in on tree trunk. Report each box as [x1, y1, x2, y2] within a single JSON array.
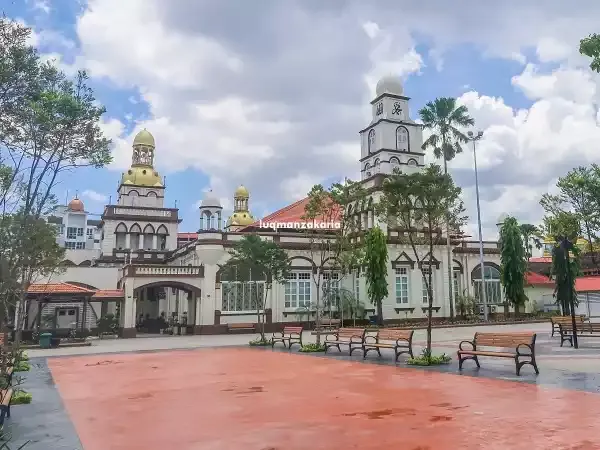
[[377, 301, 384, 327], [442, 158, 454, 320], [427, 273, 433, 361], [315, 280, 321, 345]]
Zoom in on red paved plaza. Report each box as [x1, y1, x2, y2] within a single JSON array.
[[49, 348, 600, 449]]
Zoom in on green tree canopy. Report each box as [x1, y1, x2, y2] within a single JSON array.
[[580, 33, 600, 72], [364, 226, 388, 326], [499, 216, 527, 314], [378, 164, 467, 360]]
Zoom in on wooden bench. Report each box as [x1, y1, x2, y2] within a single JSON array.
[[317, 319, 341, 331], [558, 321, 600, 347], [227, 323, 256, 333], [551, 315, 586, 336], [363, 329, 414, 361], [324, 328, 366, 355], [0, 388, 12, 430], [271, 326, 303, 349], [457, 332, 539, 376]]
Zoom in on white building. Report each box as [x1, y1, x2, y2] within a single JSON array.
[[24, 76, 504, 338]]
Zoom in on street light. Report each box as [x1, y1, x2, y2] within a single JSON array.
[[467, 130, 488, 321]]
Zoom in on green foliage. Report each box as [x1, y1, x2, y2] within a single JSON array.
[[364, 227, 388, 325], [455, 290, 476, 318], [14, 360, 30, 372], [552, 243, 580, 315], [338, 288, 366, 320], [299, 343, 326, 353], [248, 337, 271, 346], [222, 235, 290, 340], [96, 313, 119, 335], [11, 390, 32, 405], [419, 97, 475, 163], [378, 164, 467, 356], [519, 223, 543, 262], [500, 216, 527, 313], [580, 33, 600, 72], [407, 349, 452, 366]]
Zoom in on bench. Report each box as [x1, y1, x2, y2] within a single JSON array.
[[0, 388, 12, 430], [551, 315, 586, 337], [363, 329, 414, 361], [316, 319, 341, 331], [227, 323, 256, 333], [457, 332, 539, 376], [324, 328, 366, 355], [558, 321, 600, 347], [271, 326, 303, 349]]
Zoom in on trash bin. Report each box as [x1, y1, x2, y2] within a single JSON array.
[[39, 332, 52, 349]]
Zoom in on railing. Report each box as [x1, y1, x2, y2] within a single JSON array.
[[104, 206, 177, 219], [125, 265, 204, 277]]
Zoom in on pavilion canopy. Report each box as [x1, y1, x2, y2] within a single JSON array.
[[26, 282, 124, 300]]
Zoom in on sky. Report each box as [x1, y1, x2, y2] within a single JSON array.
[[6, 0, 600, 238]]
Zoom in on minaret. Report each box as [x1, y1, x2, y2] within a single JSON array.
[[199, 190, 223, 231], [226, 185, 255, 231], [359, 75, 425, 183]]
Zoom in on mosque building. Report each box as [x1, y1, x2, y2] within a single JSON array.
[[27, 75, 509, 338]]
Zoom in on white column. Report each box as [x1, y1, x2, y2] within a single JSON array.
[[125, 233, 131, 249], [138, 234, 143, 249], [152, 234, 157, 249], [123, 282, 136, 329]]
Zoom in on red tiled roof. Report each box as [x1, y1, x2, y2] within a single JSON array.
[[92, 289, 124, 299], [529, 257, 552, 263], [27, 282, 95, 294], [242, 197, 342, 230], [525, 272, 553, 286], [576, 277, 600, 293]]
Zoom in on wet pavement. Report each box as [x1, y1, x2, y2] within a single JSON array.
[[40, 347, 600, 449]]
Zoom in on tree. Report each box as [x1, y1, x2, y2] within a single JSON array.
[[0, 18, 112, 342], [364, 227, 388, 326], [221, 234, 290, 341], [499, 216, 527, 315], [540, 166, 600, 265], [378, 164, 467, 361], [519, 223, 543, 266], [303, 179, 365, 344], [0, 214, 65, 322], [419, 97, 474, 320], [580, 33, 600, 72]]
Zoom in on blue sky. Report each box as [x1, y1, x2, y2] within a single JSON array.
[[6, 0, 600, 237]]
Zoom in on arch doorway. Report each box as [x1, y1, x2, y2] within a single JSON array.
[[471, 263, 502, 307], [134, 281, 200, 336]]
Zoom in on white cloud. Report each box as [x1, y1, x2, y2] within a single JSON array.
[[81, 189, 108, 203], [536, 37, 572, 63]]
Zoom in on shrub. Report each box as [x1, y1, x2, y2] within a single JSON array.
[[299, 343, 326, 353], [407, 349, 451, 366], [14, 361, 30, 372], [248, 337, 271, 346], [11, 390, 32, 405]]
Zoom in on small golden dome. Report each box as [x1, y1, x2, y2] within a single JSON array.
[[68, 196, 84, 212], [234, 185, 249, 198], [121, 166, 163, 187], [227, 211, 255, 226], [133, 129, 155, 147]]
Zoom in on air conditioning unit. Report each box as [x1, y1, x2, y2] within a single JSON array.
[[478, 305, 484, 314], [490, 305, 497, 313]]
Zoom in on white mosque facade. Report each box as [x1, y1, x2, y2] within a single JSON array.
[[31, 76, 505, 337]]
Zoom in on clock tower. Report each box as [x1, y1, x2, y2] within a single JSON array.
[[359, 75, 425, 181]]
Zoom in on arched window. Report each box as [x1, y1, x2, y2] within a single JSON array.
[[115, 223, 127, 250], [407, 158, 418, 167], [157, 225, 168, 250], [374, 158, 381, 173], [130, 223, 142, 250], [396, 126, 409, 151], [368, 129, 375, 153], [471, 264, 502, 305], [364, 162, 372, 178], [147, 191, 157, 197], [143, 224, 155, 250], [389, 157, 400, 172], [129, 190, 139, 196]]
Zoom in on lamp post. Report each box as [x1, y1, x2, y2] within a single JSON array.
[[560, 236, 579, 349], [467, 130, 488, 321]]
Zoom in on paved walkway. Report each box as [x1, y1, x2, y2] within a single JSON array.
[[9, 322, 600, 449]]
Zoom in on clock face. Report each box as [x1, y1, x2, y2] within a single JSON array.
[[375, 102, 383, 116]]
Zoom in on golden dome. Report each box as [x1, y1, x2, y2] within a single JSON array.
[[68, 196, 84, 212], [133, 129, 155, 147], [227, 211, 255, 226], [121, 166, 163, 187], [542, 235, 555, 244], [234, 185, 249, 198]]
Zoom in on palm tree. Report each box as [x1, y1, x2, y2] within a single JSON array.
[[419, 97, 475, 320]]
